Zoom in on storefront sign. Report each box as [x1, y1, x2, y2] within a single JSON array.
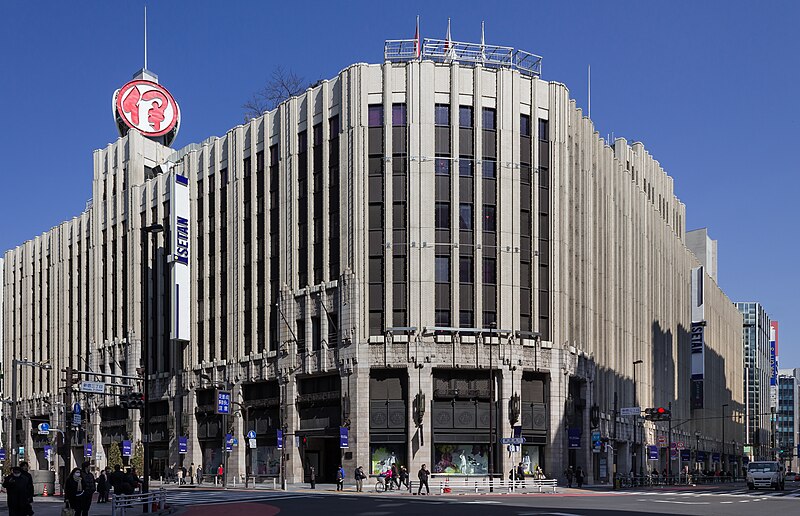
[[648, 445, 658, 460], [170, 171, 191, 341], [216, 391, 231, 415], [84, 443, 93, 458], [0, 449, 6, 461], [339, 427, 349, 449], [567, 428, 581, 449], [276, 430, 283, 450], [113, 79, 180, 143], [122, 440, 132, 457], [178, 436, 188, 454], [225, 434, 233, 452]]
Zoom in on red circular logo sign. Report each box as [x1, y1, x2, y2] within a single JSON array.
[[115, 80, 180, 137]]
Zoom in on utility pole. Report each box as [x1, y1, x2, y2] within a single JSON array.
[[667, 401, 673, 482], [612, 391, 618, 489], [721, 404, 728, 470]]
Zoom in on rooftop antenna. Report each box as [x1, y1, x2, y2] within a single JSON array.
[[144, 5, 148, 70]]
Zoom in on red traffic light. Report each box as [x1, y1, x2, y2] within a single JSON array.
[[656, 407, 666, 414]]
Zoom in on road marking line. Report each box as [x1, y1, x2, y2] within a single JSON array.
[[651, 500, 709, 505]]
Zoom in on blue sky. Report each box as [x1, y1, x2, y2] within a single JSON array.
[[1, 1, 797, 365]]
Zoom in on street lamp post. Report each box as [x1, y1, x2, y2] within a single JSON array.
[[10, 359, 52, 466], [141, 222, 163, 500], [632, 359, 643, 476], [488, 321, 497, 488]]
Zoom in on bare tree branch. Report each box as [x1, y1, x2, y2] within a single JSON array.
[[243, 66, 307, 122]]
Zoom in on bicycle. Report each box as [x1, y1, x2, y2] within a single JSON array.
[[375, 478, 387, 492]]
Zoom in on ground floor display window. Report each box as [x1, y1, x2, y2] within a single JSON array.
[[433, 443, 489, 475], [519, 445, 544, 475], [370, 444, 406, 475], [250, 445, 280, 476], [200, 441, 222, 474]]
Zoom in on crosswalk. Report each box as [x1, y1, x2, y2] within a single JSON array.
[[616, 487, 800, 499], [163, 488, 313, 506]]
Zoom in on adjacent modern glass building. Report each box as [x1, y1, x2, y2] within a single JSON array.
[[736, 302, 773, 459], [778, 368, 800, 469]]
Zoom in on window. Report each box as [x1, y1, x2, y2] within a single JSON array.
[[459, 256, 474, 283], [436, 158, 451, 176], [483, 257, 496, 284], [392, 103, 407, 126], [435, 104, 450, 126], [520, 114, 531, 137], [482, 159, 496, 179], [538, 119, 549, 141], [459, 106, 473, 128], [482, 108, 496, 130], [459, 203, 473, 230], [459, 310, 474, 328], [483, 205, 496, 232], [369, 105, 384, 127], [459, 158, 473, 177], [435, 309, 451, 327], [435, 202, 450, 229], [435, 255, 450, 283]]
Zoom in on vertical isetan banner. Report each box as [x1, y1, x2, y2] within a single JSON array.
[[171, 171, 191, 341], [690, 266, 705, 409]]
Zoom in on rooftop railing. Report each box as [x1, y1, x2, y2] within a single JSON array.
[[384, 38, 542, 77]]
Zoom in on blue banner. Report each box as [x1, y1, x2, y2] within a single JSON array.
[[567, 428, 581, 449], [44, 445, 52, 461], [122, 440, 132, 457], [712, 452, 720, 463], [680, 449, 690, 462], [84, 443, 93, 458], [277, 430, 283, 450], [178, 436, 188, 454], [225, 434, 233, 452], [697, 451, 707, 462], [339, 427, 349, 449], [0, 449, 6, 460], [648, 445, 659, 460]]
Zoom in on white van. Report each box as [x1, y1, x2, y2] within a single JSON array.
[[746, 461, 785, 490]]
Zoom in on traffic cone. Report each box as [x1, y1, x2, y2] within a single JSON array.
[[42, 484, 49, 497]]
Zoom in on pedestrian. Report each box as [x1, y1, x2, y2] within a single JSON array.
[[417, 464, 430, 495], [3, 466, 34, 516], [181, 466, 187, 485], [336, 465, 345, 491], [189, 463, 196, 485], [390, 463, 400, 490], [575, 466, 584, 488], [516, 462, 526, 487], [400, 466, 409, 489], [126, 467, 141, 494], [354, 466, 365, 492], [18, 461, 34, 508], [309, 466, 316, 489], [96, 469, 109, 503], [196, 465, 203, 485], [64, 467, 92, 516], [80, 462, 96, 513], [564, 466, 574, 488], [535, 465, 545, 480], [217, 464, 224, 485]]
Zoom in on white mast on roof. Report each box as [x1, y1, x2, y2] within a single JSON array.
[[144, 5, 148, 71]]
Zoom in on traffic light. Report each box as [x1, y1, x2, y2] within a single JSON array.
[[129, 392, 145, 410], [644, 407, 671, 421]]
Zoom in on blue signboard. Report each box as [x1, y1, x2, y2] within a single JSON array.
[[44, 445, 52, 461], [648, 445, 659, 461], [18, 447, 24, 459], [712, 452, 720, 463], [680, 449, 691, 462], [339, 427, 349, 449], [225, 434, 233, 452], [697, 451, 707, 462], [591, 431, 601, 451], [178, 436, 188, 454], [246, 430, 256, 440], [217, 391, 231, 415], [122, 440, 132, 457], [567, 428, 581, 449], [73, 403, 82, 415], [84, 443, 93, 458], [0, 449, 6, 461], [276, 430, 283, 449]]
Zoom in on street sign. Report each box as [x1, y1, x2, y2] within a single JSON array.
[[248, 439, 257, 449], [80, 380, 106, 394], [38, 423, 50, 435], [277, 430, 283, 449], [671, 442, 677, 450], [648, 445, 659, 460], [620, 407, 641, 417], [178, 436, 188, 454], [295, 436, 300, 448], [657, 436, 666, 447], [72, 412, 81, 428], [340, 427, 349, 449], [591, 431, 601, 452], [18, 447, 24, 459], [500, 437, 526, 445], [233, 438, 239, 446], [671, 449, 678, 459], [246, 430, 257, 440], [122, 440, 132, 457], [73, 403, 81, 414], [677, 441, 685, 449], [216, 391, 231, 415], [44, 445, 52, 461]]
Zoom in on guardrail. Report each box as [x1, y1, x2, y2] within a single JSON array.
[[111, 488, 167, 516], [435, 477, 558, 494]]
